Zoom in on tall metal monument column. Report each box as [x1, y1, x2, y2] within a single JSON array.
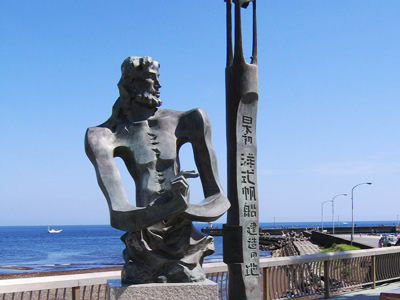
[[223, 1, 260, 299]]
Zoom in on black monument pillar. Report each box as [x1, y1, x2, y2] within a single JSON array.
[[223, 0, 261, 299]]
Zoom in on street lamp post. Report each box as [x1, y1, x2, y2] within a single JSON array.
[[331, 193, 347, 234], [321, 200, 332, 232], [351, 182, 372, 245]]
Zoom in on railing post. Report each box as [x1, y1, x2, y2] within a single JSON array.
[[324, 260, 330, 299], [262, 267, 269, 300], [371, 255, 376, 289], [72, 286, 80, 300]]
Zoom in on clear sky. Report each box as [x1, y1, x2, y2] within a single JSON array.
[[1, 1, 399, 226]]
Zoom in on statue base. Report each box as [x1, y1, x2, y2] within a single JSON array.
[[107, 279, 219, 300]]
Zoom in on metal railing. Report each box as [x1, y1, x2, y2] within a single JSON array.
[[260, 246, 400, 299], [0, 271, 120, 300], [2, 247, 400, 300]]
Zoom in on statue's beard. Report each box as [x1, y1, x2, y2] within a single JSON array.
[[133, 91, 162, 108]]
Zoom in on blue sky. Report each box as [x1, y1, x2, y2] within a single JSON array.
[[1, 1, 399, 226]]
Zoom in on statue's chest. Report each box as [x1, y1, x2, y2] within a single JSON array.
[[116, 121, 177, 164]]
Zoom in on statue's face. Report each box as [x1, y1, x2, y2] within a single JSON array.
[[131, 62, 162, 108], [135, 62, 161, 98]]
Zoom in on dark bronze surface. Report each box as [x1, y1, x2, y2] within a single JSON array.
[[85, 56, 230, 284], [223, 0, 261, 298]]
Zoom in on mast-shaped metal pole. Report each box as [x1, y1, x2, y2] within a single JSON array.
[[223, 1, 261, 299]]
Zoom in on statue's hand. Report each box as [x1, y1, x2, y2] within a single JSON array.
[[176, 170, 199, 179], [170, 170, 199, 205]]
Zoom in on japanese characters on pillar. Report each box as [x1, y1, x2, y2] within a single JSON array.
[[237, 104, 259, 279], [224, 0, 260, 298]]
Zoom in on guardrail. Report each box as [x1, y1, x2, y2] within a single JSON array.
[[1, 247, 400, 300]]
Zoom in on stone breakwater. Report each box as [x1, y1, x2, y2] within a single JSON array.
[[201, 228, 321, 257], [202, 225, 400, 236], [260, 231, 321, 257]]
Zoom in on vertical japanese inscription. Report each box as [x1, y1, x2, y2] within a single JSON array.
[[237, 106, 259, 279]]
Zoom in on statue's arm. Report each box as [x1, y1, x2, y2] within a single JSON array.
[[85, 127, 187, 232], [178, 108, 230, 221], [85, 127, 133, 212]]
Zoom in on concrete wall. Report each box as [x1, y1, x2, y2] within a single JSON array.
[[311, 231, 372, 249]]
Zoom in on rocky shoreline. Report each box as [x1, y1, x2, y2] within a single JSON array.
[[260, 230, 320, 257]]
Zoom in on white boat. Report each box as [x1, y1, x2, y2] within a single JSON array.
[[48, 226, 62, 234]]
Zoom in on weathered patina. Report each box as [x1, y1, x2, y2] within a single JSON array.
[[85, 56, 230, 284], [223, 0, 261, 299]]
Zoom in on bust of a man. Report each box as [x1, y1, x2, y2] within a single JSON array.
[[85, 56, 230, 284]]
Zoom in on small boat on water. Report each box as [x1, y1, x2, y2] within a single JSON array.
[[48, 226, 62, 234]]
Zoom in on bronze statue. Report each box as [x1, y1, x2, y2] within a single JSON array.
[[85, 56, 230, 284]]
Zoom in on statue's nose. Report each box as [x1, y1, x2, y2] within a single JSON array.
[[155, 78, 161, 89]]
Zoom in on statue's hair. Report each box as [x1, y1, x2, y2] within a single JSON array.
[[101, 56, 159, 131], [120, 56, 155, 82]]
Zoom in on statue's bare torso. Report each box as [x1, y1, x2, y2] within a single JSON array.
[[86, 107, 228, 232], [101, 109, 180, 207]]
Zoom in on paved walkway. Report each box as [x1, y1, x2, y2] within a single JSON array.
[[330, 281, 400, 299], [335, 234, 381, 248]]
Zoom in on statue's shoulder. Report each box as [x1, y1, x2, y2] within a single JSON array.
[[86, 125, 112, 137], [85, 126, 115, 149], [175, 108, 211, 138], [182, 107, 209, 123], [155, 107, 208, 122], [185, 108, 211, 131]]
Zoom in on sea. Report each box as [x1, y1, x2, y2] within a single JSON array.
[[0, 220, 397, 274]]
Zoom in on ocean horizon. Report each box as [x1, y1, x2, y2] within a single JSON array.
[[0, 220, 397, 274]]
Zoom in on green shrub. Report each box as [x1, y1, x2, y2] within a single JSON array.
[[319, 243, 360, 253]]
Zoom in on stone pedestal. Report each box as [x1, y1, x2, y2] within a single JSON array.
[[107, 279, 219, 300], [380, 289, 400, 300]]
